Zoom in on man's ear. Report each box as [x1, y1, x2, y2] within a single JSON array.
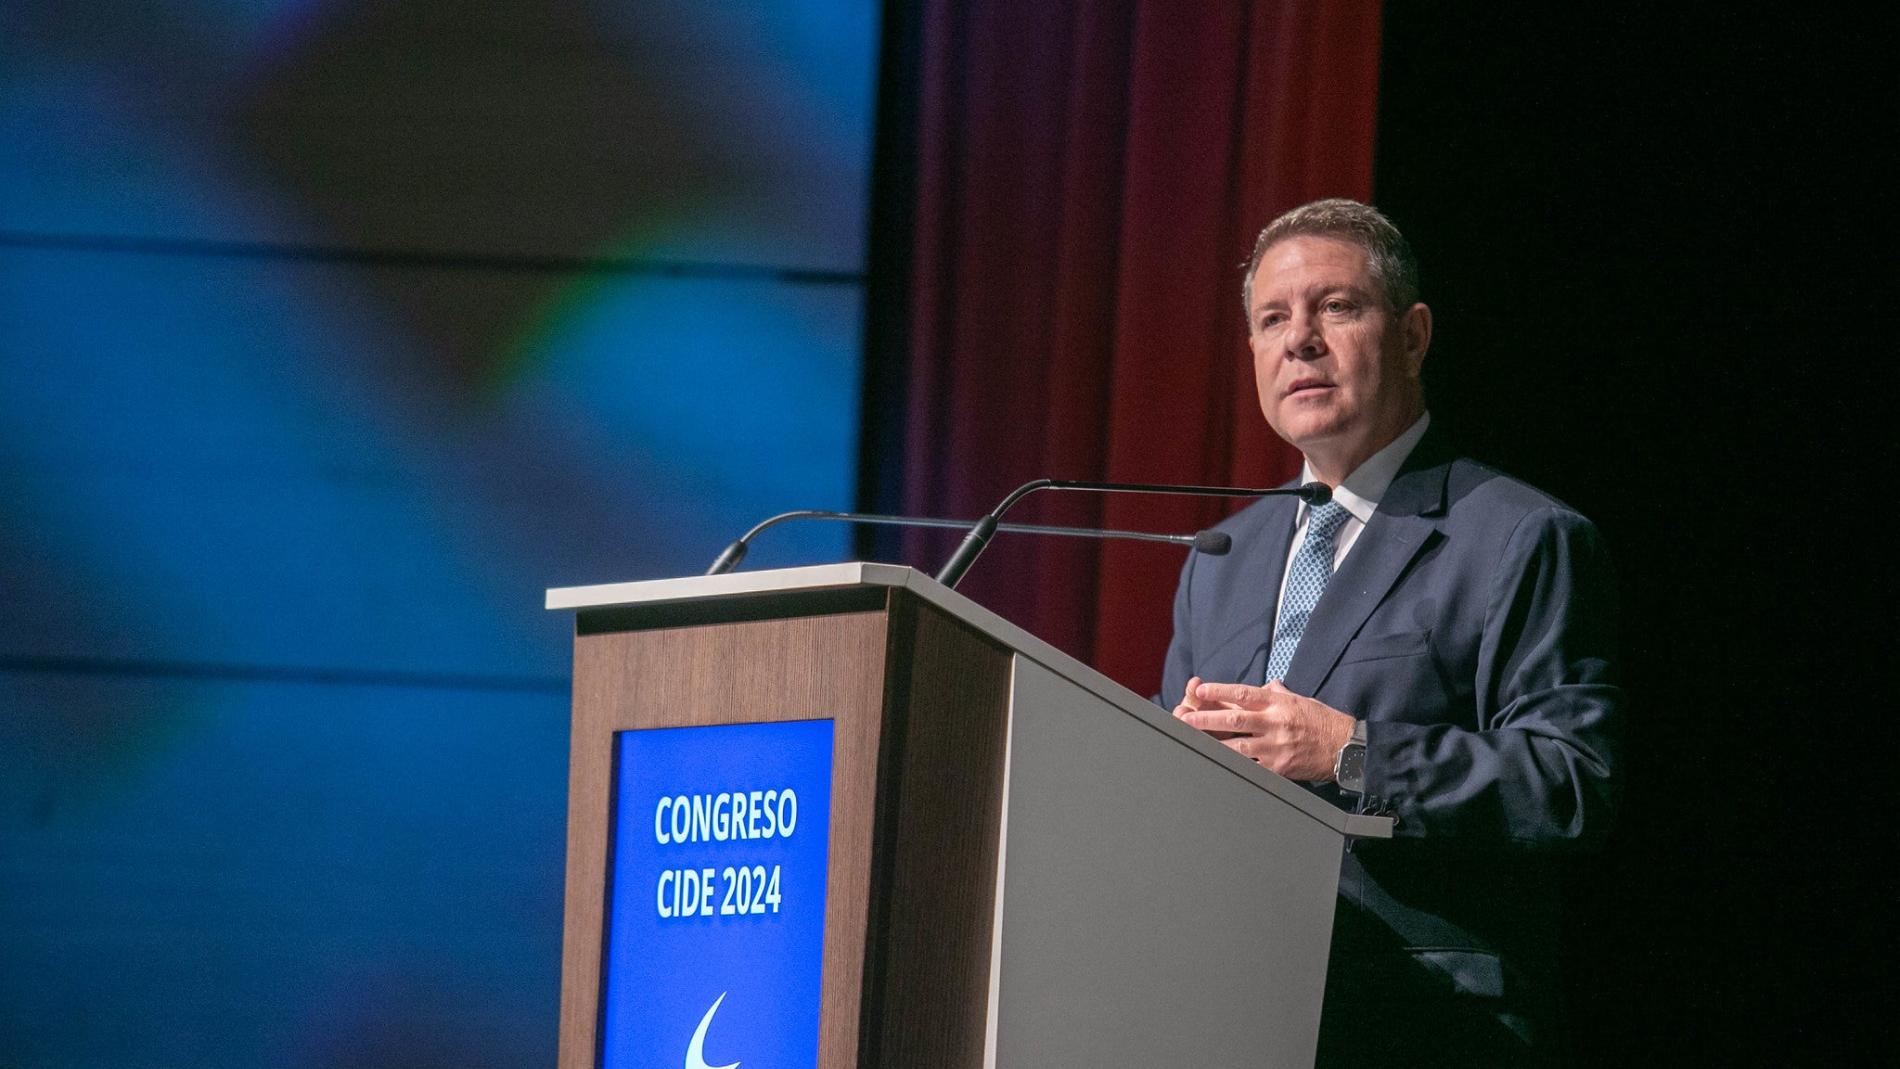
[[1402, 302, 1433, 376]]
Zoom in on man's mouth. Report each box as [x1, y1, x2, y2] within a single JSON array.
[[1285, 378, 1334, 398]]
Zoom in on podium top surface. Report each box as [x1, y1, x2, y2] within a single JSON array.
[[547, 563, 1391, 839]]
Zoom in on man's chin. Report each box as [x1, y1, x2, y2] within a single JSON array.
[[1277, 418, 1351, 452]]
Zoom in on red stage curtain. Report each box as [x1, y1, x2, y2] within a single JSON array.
[[900, 0, 1383, 695]]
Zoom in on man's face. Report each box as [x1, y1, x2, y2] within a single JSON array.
[[1246, 235, 1429, 469]]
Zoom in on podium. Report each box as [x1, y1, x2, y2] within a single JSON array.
[[546, 563, 1391, 1068]]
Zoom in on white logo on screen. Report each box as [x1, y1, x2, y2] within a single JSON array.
[[687, 992, 740, 1069]]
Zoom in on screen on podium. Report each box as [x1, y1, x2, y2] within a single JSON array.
[[598, 719, 836, 1068]]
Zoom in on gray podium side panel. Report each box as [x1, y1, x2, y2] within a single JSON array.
[[990, 657, 1343, 1069]]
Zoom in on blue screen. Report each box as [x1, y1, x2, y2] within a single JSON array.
[[1, 2, 877, 1061], [601, 719, 836, 1069]]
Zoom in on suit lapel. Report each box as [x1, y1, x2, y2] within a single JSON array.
[[1281, 432, 1454, 697]]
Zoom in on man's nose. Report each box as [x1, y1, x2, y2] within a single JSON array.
[[1283, 313, 1324, 358]]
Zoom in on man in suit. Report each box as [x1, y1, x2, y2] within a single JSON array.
[[1164, 199, 1621, 1066]]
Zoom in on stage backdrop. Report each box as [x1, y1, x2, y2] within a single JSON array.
[[0, 3, 877, 1065], [874, 0, 1384, 696]]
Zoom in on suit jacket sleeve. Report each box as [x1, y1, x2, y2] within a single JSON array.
[[1367, 506, 1622, 850], [1156, 549, 1201, 708]]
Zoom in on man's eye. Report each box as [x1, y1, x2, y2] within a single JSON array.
[[1323, 299, 1351, 314], [1260, 313, 1286, 328]]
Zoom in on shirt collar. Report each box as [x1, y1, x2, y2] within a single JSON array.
[[1297, 412, 1431, 526]]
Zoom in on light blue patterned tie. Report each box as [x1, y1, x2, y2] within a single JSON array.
[[1264, 501, 1351, 683]]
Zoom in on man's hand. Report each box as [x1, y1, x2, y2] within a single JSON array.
[[1173, 678, 1356, 781]]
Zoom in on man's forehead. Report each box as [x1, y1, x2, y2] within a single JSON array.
[[1251, 236, 1378, 303]]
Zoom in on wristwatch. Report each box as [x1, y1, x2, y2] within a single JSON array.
[[1333, 719, 1368, 794]]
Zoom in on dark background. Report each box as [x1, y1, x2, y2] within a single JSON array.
[[1365, 7, 1878, 1062]]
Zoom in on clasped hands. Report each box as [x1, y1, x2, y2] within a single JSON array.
[[1172, 677, 1356, 782]]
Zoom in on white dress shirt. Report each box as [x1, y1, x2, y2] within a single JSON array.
[[1273, 412, 1432, 621]]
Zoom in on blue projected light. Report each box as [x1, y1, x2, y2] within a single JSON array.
[[601, 720, 835, 1069], [0, 1, 877, 1063]]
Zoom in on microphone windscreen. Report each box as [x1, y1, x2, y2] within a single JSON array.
[[705, 539, 750, 575], [1192, 530, 1233, 555], [1298, 481, 1333, 505]]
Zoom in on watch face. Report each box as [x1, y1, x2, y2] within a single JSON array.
[[1337, 744, 1367, 791]]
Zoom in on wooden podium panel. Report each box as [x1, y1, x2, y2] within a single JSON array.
[[557, 581, 1016, 1067]]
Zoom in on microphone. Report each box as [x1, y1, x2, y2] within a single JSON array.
[[935, 479, 1331, 588], [705, 510, 1233, 576]]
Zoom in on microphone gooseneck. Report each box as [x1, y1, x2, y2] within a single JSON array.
[[704, 508, 1232, 576], [933, 478, 1333, 588]]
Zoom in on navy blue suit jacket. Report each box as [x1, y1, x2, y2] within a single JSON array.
[[1159, 428, 1622, 1057]]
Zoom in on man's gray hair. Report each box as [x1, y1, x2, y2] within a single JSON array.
[[1242, 198, 1420, 317]]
